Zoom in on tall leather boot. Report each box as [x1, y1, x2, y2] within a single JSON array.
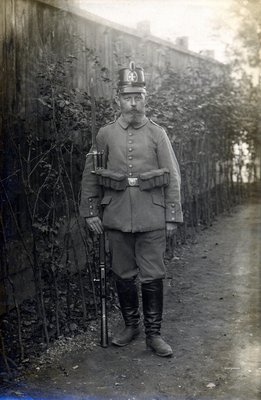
[[142, 279, 173, 357], [111, 277, 140, 346]]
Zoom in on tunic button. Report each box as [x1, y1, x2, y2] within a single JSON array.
[[90, 212, 93, 216], [128, 140, 133, 144], [89, 198, 93, 202], [129, 148, 133, 152], [129, 164, 133, 168], [129, 172, 133, 176], [128, 156, 133, 160], [90, 205, 93, 209], [129, 132, 133, 136], [171, 203, 175, 207], [171, 217, 175, 220], [171, 210, 175, 214]]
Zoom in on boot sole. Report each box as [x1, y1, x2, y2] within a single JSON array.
[[147, 346, 173, 357], [146, 340, 173, 357], [111, 331, 140, 347], [155, 350, 173, 357], [146, 344, 173, 357]]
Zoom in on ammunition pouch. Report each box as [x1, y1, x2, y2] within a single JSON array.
[[96, 168, 170, 191], [139, 168, 170, 191], [96, 170, 127, 191]]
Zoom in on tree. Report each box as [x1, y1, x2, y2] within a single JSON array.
[[231, 0, 261, 69], [228, 0, 261, 181]]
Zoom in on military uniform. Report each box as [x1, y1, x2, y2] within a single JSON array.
[[80, 114, 183, 282], [80, 115, 183, 230], [80, 61, 183, 357]]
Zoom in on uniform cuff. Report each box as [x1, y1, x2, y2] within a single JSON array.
[[79, 197, 100, 218], [165, 202, 183, 223]]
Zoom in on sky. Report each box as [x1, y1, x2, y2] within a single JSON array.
[[76, 0, 236, 62]]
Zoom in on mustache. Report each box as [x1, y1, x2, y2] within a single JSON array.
[[127, 109, 144, 115], [121, 112, 145, 124]]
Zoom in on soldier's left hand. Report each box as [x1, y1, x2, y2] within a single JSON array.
[[166, 222, 178, 238]]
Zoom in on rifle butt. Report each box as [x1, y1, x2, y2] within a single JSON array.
[[100, 296, 108, 347], [99, 235, 108, 348]]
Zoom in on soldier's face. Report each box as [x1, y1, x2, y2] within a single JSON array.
[[116, 93, 146, 124]]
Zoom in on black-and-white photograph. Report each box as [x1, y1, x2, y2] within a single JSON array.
[[0, 1, 260, 399]]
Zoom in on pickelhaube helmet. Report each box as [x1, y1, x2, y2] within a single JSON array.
[[117, 61, 146, 94]]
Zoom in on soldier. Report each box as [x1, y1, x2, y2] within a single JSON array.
[[79, 61, 183, 357]]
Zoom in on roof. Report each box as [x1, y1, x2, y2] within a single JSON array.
[[37, 0, 224, 66]]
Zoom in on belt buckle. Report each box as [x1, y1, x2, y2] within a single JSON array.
[[128, 177, 138, 186]]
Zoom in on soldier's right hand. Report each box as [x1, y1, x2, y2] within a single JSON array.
[[85, 216, 103, 235]]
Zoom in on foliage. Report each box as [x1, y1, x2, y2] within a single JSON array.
[[227, 0, 261, 182], [231, 0, 261, 68], [147, 63, 258, 225]]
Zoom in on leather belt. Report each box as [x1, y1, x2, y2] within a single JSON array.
[[127, 177, 139, 187]]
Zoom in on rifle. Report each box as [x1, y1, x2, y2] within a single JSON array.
[[90, 78, 108, 348]]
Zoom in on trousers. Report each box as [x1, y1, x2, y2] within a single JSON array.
[[107, 229, 166, 283]]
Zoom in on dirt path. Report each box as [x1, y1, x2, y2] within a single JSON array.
[[2, 197, 261, 399]]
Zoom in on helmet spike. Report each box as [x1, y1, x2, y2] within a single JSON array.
[[129, 61, 136, 71]]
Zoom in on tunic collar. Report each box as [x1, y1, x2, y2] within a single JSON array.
[[118, 115, 148, 130]]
